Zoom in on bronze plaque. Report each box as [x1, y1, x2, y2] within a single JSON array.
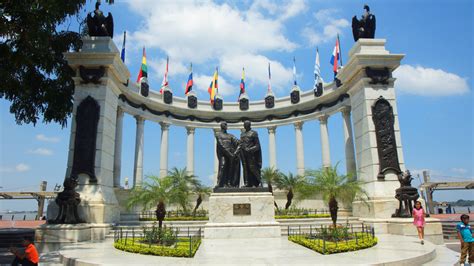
[[233, 203, 251, 215]]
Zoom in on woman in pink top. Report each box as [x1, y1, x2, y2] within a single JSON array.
[[413, 200, 426, 244]]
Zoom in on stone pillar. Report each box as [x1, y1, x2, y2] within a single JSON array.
[[113, 108, 124, 188], [213, 128, 219, 186], [319, 115, 331, 168], [268, 126, 277, 169], [337, 39, 405, 219], [342, 107, 357, 176], [294, 121, 305, 176], [133, 116, 144, 187], [186, 127, 195, 176], [62, 37, 130, 223], [159, 122, 170, 178]]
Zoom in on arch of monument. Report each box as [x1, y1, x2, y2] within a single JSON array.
[[62, 37, 405, 225]]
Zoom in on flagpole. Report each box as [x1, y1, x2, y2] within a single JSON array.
[[338, 34, 343, 66]]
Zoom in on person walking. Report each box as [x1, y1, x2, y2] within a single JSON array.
[[457, 214, 473, 265], [413, 200, 426, 245]]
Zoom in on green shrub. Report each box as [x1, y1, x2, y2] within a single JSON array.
[[142, 224, 178, 246], [288, 233, 377, 255], [275, 214, 330, 219], [139, 216, 209, 221], [114, 237, 201, 257]]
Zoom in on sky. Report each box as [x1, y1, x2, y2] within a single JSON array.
[[0, 0, 473, 212]]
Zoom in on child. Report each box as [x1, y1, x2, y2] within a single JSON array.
[[412, 200, 425, 244], [457, 214, 473, 264]]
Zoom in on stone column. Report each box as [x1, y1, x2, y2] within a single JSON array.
[[213, 128, 219, 186], [113, 108, 124, 188], [319, 115, 331, 168], [133, 116, 145, 187], [159, 122, 170, 178], [268, 126, 277, 169], [294, 121, 305, 176], [186, 127, 195, 176], [342, 107, 357, 176]]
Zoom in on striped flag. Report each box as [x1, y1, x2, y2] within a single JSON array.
[[267, 63, 272, 93], [185, 63, 193, 95], [160, 56, 169, 94], [136, 47, 147, 83], [208, 67, 218, 104], [238, 67, 245, 100], [120, 31, 126, 62], [293, 56, 297, 86], [314, 47, 322, 86], [330, 34, 342, 78]]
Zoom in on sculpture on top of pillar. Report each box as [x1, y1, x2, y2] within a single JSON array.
[[392, 170, 420, 218], [86, 2, 114, 38], [351, 4, 376, 42], [49, 177, 85, 224], [239, 121, 262, 187], [215, 122, 241, 188]]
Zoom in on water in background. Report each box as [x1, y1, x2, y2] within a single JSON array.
[[0, 211, 39, 221]]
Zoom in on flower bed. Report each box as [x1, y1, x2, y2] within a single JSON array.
[[139, 216, 209, 221], [275, 214, 330, 219], [288, 232, 377, 255], [114, 237, 201, 257]]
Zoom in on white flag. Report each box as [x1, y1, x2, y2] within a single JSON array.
[[314, 47, 323, 88]]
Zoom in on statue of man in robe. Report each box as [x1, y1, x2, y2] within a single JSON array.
[[215, 122, 240, 188], [239, 120, 262, 187]]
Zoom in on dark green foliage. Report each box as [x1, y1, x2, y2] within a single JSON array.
[[142, 225, 177, 246], [0, 1, 86, 126]]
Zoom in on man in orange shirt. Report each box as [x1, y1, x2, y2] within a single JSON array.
[[10, 236, 39, 266]]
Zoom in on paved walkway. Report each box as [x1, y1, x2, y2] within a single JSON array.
[[51, 234, 456, 265]]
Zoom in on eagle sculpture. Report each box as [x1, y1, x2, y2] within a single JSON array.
[[352, 5, 376, 42], [86, 2, 114, 38]]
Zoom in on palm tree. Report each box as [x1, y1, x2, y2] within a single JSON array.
[[126, 175, 177, 229], [167, 167, 200, 214], [261, 167, 281, 209], [274, 172, 307, 209], [304, 164, 368, 227], [192, 183, 211, 216]]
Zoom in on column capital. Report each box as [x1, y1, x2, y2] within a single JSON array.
[[134, 115, 144, 124], [294, 121, 304, 130], [267, 126, 277, 134], [160, 121, 170, 130], [117, 106, 124, 117], [318, 115, 329, 124], [341, 106, 351, 117], [186, 126, 195, 134]]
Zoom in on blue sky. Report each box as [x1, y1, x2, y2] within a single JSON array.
[[1, 0, 472, 211]]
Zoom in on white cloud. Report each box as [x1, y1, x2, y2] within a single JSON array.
[[394, 65, 470, 96], [15, 163, 30, 172], [193, 73, 233, 96], [27, 148, 53, 156], [36, 134, 60, 143], [451, 168, 468, 175], [301, 9, 349, 46]]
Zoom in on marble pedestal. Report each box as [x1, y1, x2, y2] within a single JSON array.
[[35, 223, 112, 253], [204, 192, 281, 239]]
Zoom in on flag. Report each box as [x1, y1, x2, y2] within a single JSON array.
[[293, 56, 297, 86], [120, 31, 126, 62], [208, 67, 218, 104], [314, 47, 323, 86], [330, 34, 341, 78], [136, 47, 147, 83], [160, 56, 169, 94], [185, 63, 193, 95], [238, 67, 245, 100], [267, 63, 272, 92]]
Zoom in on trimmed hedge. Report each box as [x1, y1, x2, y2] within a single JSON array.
[[275, 214, 330, 219], [139, 216, 209, 221], [114, 237, 201, 257], [288, 233, 377, 255]]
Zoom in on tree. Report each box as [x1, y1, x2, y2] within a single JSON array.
[[261, 167, 281, 209], [304, 164, 368, 227], [0, 1, 88, 126], [126, 175, 177, 229], [167, 167, 200, 214], [274, 172, 307, 210]]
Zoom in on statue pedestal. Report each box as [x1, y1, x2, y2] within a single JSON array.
[[204, 192, 281, 239]]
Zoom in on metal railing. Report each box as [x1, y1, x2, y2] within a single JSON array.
[[139, 210, 209, 220], [275, 208, 330, 216], [287, 223, 375, 254], [114, 226, 202, 257]]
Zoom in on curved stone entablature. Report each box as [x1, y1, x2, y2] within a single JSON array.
[[118, 81, 350, 129]]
